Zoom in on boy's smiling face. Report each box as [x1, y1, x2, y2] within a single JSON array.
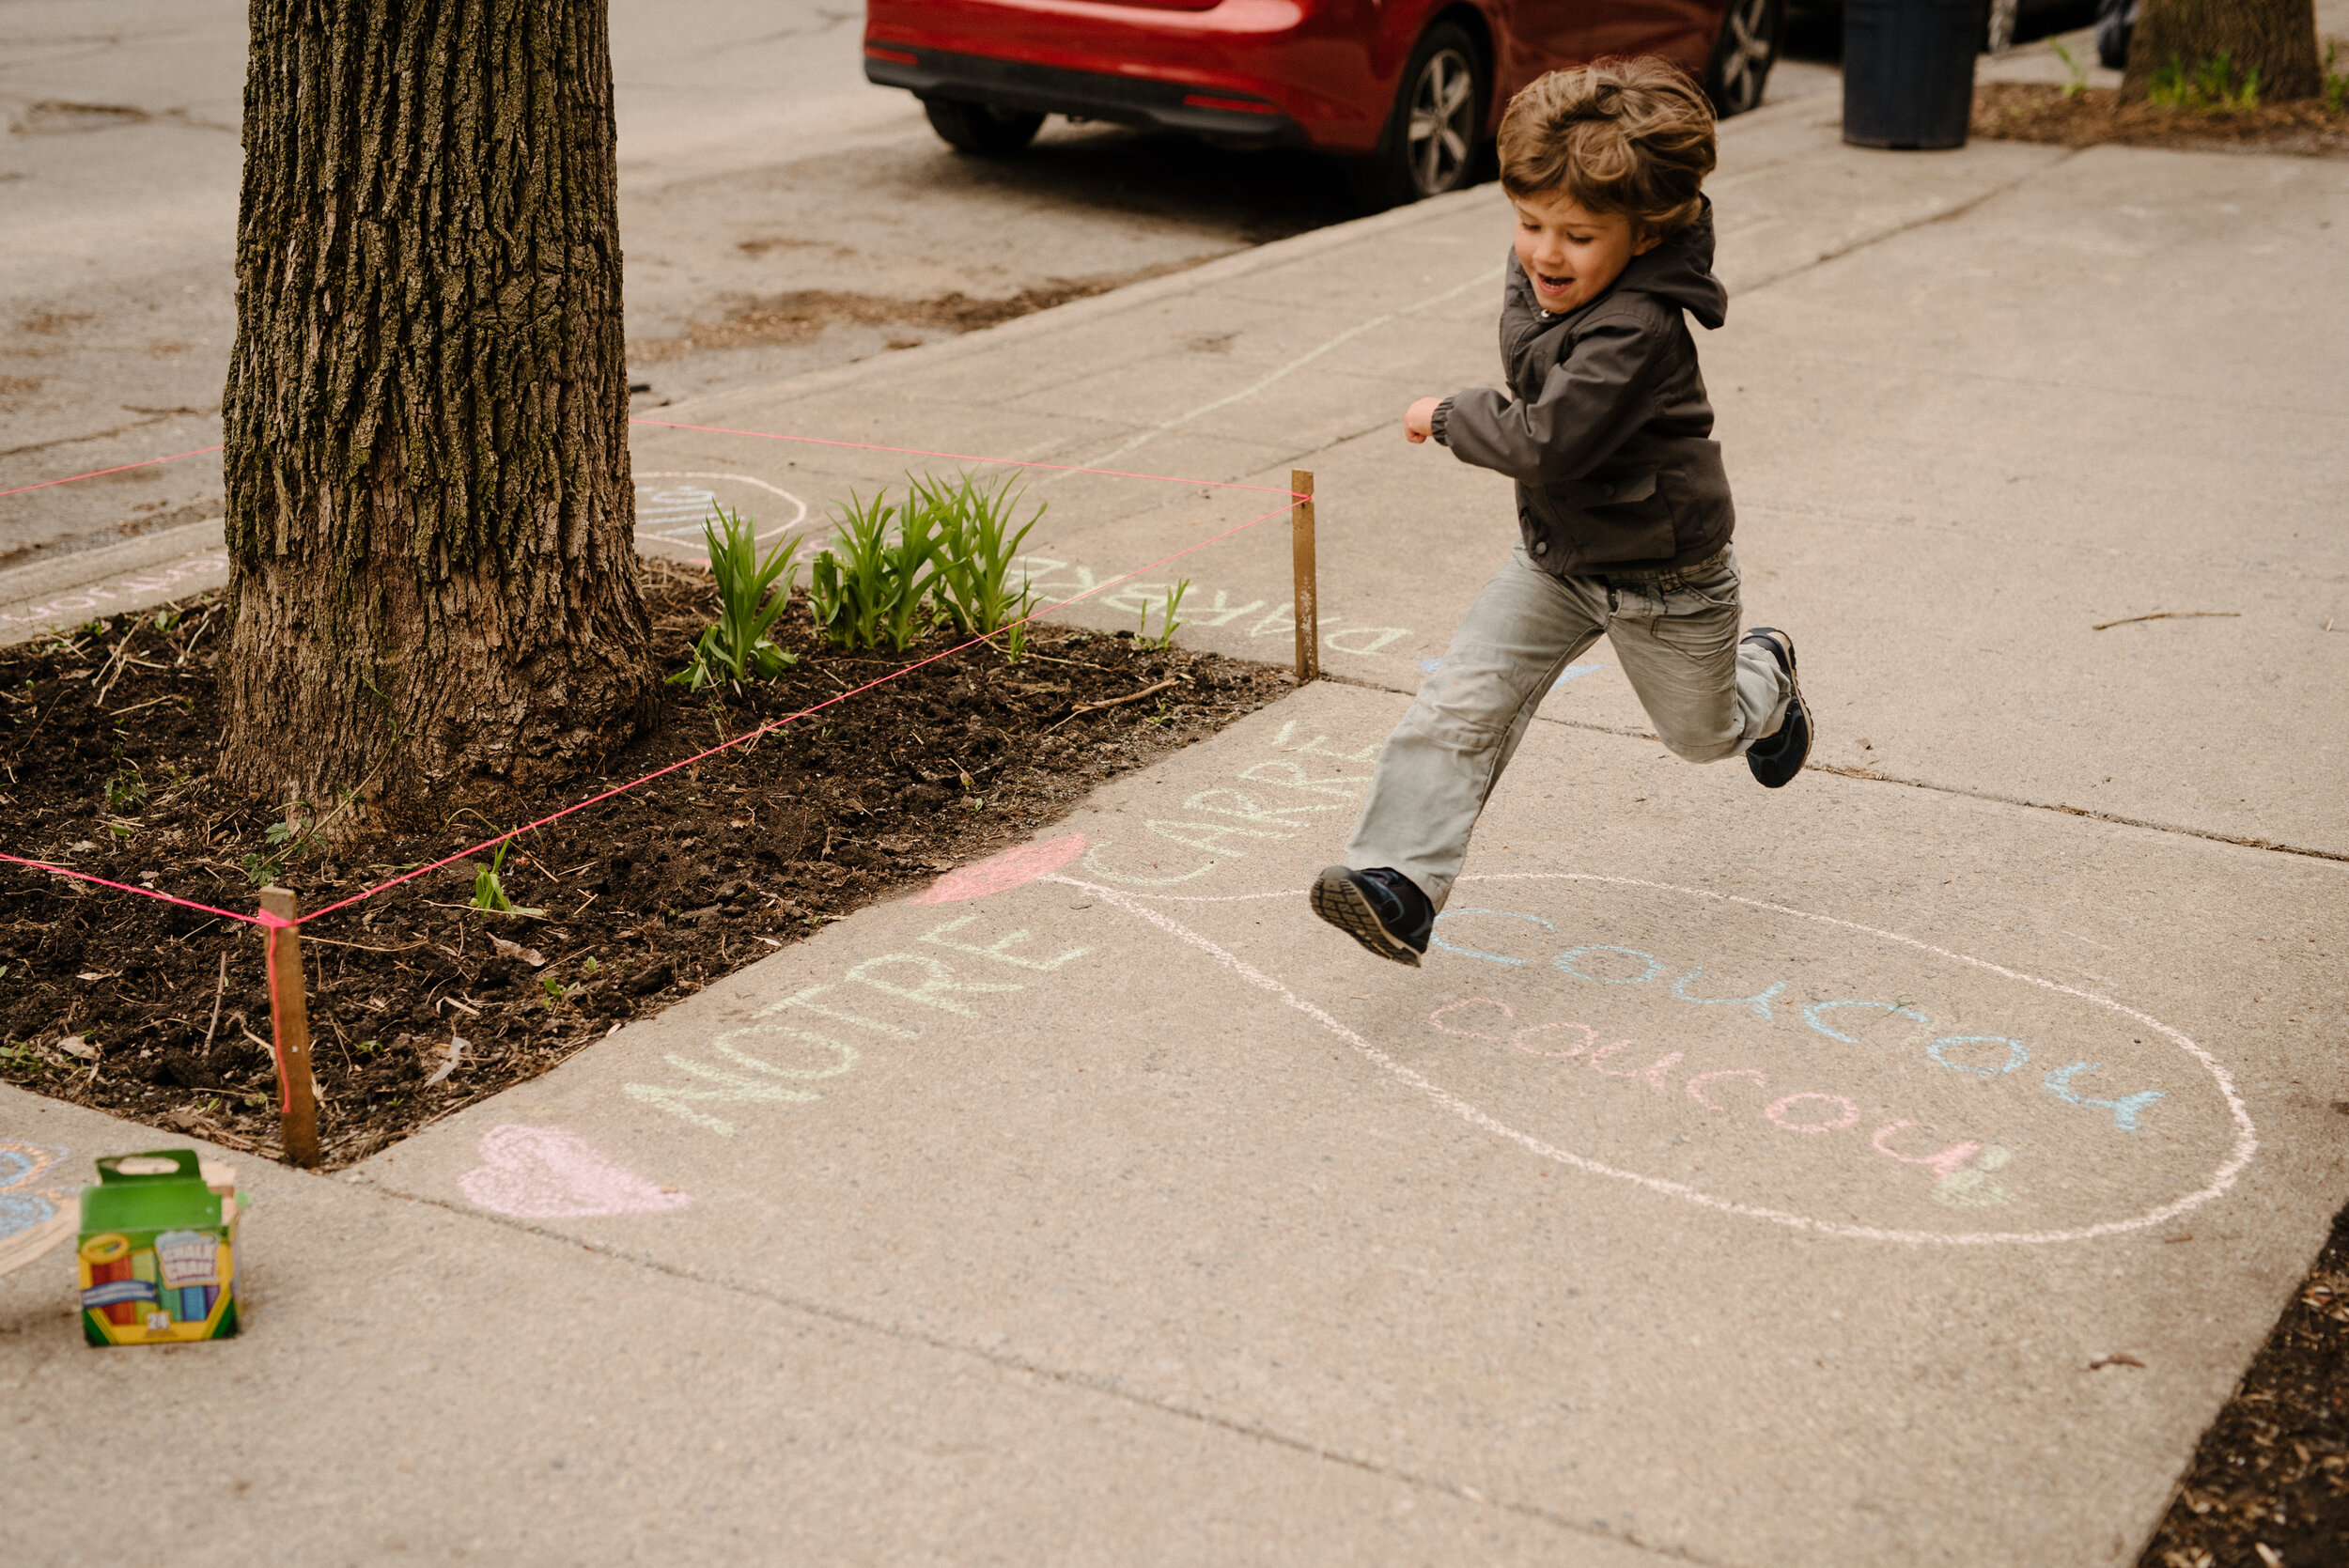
[[1511, 189, 1658, 316]]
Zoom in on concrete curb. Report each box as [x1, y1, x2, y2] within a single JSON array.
[[0, 517, 228, 645]]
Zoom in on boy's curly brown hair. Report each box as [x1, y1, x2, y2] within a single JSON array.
[[1498, 59, 1717, 241]]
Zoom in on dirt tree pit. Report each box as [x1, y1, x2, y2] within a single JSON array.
[[0, 566, 1294, 1166]]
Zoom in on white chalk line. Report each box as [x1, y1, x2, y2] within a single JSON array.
[[1066, 264, 1503, 477], [1043, 870, 2256, 1248], [634, 471, 809, 543]]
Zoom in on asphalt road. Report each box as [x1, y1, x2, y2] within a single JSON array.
[[0, 0, 1844, 568]]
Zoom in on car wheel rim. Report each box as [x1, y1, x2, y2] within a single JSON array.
[[1405, 47, 1475, 195], [1717, 0, 1776, 114]]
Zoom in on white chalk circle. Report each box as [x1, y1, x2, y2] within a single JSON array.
[[1067, 869, 2257, 1248], [634, 471, 809, 545]]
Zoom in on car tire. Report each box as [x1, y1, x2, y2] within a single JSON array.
[[924, 98, 1048, 156], [1349, 22, 1488, 210], [1704, 0, 1784, 116]]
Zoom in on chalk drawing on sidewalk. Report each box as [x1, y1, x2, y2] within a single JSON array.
[[0, 549, 228, 633], [1016, 555, 1414, 662], [458, 1125, 693, 1219], [610, 725, 2252, 1246], [1031, 867, 2253, 1248], [916, 835, 1086, 904], [634, 472, 808, 545], [0, 1141, 78, 1276]]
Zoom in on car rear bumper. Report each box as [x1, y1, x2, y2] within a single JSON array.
[[865, 43, 1311, 147]]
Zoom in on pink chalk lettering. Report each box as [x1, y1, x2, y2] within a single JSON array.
[[1429, 1001, 1597, 1057], [1766, 1093, 1861, 1134], [1687, 1068, 1768, 1111], [457, 1125, 693, 1219], [1872, 1121, 1983, 1183], [1510, 1020, 1597, 1059], [1428, 997, 1515, 1041], [1589, 1037, 1684, 1088]]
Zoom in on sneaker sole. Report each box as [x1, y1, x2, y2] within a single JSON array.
[[1310, 868, 1423, 968]]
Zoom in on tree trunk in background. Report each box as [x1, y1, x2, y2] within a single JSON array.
[[2123, 0, 2322, 101], [222, 0, 652, 818]]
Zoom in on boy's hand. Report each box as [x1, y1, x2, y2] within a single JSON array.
[[1404, 396, 1441, 444]]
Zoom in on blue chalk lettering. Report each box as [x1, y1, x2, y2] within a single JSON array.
[[2043, 1063, 2165, 1132], [1803, 1000, 1929, 1044], [1554, 946, 1665, 985], [1430, 908, 1556, 967], [1670, 969, 1787, 1020], [1928, 1035, 2030, 1076]]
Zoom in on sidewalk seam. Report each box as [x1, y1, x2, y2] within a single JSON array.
[[1523, 712, 2349, 864], [355, 1179, 1726, 1567], [1736, 147, 2090, 296]]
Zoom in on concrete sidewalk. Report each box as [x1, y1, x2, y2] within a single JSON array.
[[9, 85, 2349, 1567]]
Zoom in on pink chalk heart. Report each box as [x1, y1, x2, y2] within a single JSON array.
[[917, 833, 1086, 904], [457, 1125, 692, 1219]]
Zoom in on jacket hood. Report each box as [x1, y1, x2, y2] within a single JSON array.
[[1509, 195, 1727, 332], [1618, 197, 1725, 330]]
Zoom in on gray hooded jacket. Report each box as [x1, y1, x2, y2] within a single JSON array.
[[1430, 201, 1732, 577]]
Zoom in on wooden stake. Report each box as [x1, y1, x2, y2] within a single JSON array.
[[1291, 469, 1318, 683], [257, 886, 320, 1168]]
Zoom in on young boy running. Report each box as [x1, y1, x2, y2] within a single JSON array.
[[1313, 58, 1811, 967]]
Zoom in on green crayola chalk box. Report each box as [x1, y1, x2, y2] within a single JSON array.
[[78, 1150, 241, 1345]]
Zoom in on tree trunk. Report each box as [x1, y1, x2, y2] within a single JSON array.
[[2123, 0, 2322, 101], [222, 0, 653, 820]]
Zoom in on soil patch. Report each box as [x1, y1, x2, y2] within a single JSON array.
[[2140, 1203, 2349, 1566], [0, 561, 1293, 1167], [629, 262, 1199, 364], [1974, 83, 2349, 158]]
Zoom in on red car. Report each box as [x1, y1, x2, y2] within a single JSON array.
[[864, 0, 1781, 206]]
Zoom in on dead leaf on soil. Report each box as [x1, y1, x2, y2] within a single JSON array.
[[54, 1034, 95, 1061], [422, 1033, 465, 1088], [490, 935, 547, 968]]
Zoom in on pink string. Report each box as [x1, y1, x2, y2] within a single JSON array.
[[0, 444, 225, 500], [0, 851, 258, 924], [630, 419, 1307, 499]]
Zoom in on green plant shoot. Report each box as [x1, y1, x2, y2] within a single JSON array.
[[808, 489, 946, 651], [471, 841, 548, 919], [922, 471, 1045, 639], [1138, 579, 1190, 650], [672, 505, 802, 690], [2049, 39, 2087, 99]]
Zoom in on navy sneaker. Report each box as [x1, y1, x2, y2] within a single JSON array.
[[1742, 627, 1811, 789], [1311, 865, 1433, 967]]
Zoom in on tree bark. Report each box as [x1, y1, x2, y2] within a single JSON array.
[[2123, 0, 2322, 101], [222, 0, 653, 819]]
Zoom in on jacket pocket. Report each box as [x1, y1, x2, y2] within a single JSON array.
[[1555, 471, 1658, 508]]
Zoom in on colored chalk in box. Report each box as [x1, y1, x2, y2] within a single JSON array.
[[77, 1150, 241, 1346]]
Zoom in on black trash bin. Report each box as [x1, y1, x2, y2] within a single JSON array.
[[1843, 0, 1983, 149]]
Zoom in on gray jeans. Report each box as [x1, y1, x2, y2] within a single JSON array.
[[1344, 545, 1791, 909]]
